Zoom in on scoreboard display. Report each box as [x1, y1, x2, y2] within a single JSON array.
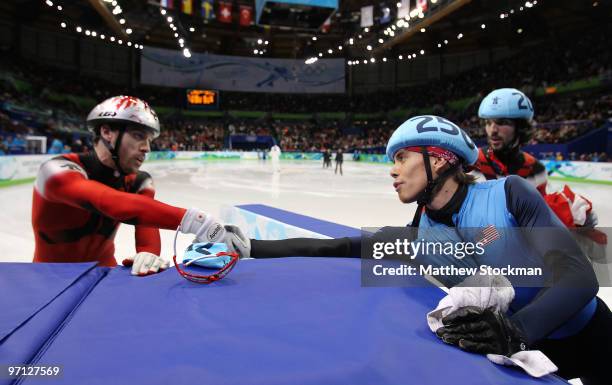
[[185, 89, 219, 110]]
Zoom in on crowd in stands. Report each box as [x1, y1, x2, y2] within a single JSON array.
[[0, 23, 610, 160], [538, 151, 608, 162], [219, 25, 611, 115], [153, 119, 225, 151]]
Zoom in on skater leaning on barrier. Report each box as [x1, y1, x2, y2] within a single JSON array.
[[239, 115, 610, 384], [32, 96, 249, 275]]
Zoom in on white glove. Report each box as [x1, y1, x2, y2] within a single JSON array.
[[122, 252, 170, 276], [180, 208, 227, 243], [180, 209, 251, 258]]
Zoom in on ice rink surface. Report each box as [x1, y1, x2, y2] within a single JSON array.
[[1, 158, 611, 305]]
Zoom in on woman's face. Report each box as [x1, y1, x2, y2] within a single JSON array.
[[389, 149, 429, 204]]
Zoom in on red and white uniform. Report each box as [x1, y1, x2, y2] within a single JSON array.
[[472, 147, 548, 195], [32, 153, 186, 266], [472, 147, 600, 230]]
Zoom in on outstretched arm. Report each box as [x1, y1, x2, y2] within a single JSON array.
[[251, 237, 359, 258], [36, 158, 186, 229]]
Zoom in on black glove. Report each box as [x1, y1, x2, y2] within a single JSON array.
[[435, 306, 528, 356]]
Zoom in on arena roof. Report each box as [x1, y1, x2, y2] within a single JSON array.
[[2, 0, 609, 60]]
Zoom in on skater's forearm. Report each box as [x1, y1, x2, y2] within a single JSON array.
[[251, 237, 360, 258]]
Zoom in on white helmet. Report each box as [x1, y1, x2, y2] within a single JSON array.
[[87, 96, 160, 138]]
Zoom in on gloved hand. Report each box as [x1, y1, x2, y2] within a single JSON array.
[[224, 224, 251, 258], [180, 209, 251, 258], [122, 252, 170, 276], [435, 306, 527, 356], [180, 208, 226, 242]]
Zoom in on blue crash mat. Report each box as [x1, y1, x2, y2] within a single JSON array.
[[237, 204, 362, 238], [0, 262, 98, 341], [24, 258, 567, 385], [0, 265, 107, 385]]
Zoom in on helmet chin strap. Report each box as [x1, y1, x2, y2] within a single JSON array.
[[101, 127, 127, 176], [411, 147, 459, 228]]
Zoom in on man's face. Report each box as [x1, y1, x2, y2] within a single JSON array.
[[484, 118, 516, 151], [389, 149, 429, 204], [117, 127, 153, 174]]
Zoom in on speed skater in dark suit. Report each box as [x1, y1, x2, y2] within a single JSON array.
[[238, 115, 611, 384]]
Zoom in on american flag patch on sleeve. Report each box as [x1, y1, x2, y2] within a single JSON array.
[[477, 225, 500, 246]]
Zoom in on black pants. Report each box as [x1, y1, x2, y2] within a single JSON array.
[[534, 297, 612, 385], [335, 161, 343, 175]]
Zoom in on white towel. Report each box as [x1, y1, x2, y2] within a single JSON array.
[[426, 274, 558, 378]]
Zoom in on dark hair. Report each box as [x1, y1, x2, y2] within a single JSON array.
[[513, 119, 534, 145], [92, 124, 117, 144], [454, 168, 478, 185]]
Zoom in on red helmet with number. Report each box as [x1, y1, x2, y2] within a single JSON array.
[[86, 96, 160, 138]]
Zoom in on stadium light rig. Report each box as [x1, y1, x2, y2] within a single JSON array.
[[310, 1, 429, 64], [396, 0, 541, 65], [159, 7, 191, 57], [100, 0, 144, 47], [318, 0, 541, 68], [46, 1, 142, 50]]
